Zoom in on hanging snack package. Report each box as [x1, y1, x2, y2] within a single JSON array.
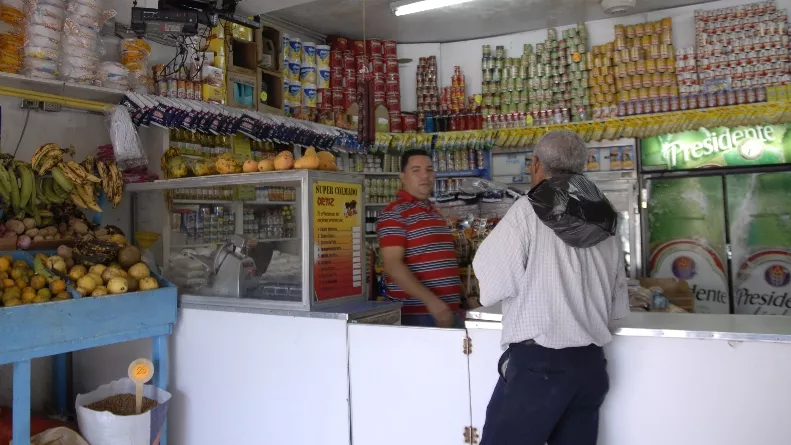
[[120, 38, 151, 90], [106, 104, 147, 170]]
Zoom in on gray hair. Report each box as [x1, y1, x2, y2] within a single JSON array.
[[534, 130, 587, 176]]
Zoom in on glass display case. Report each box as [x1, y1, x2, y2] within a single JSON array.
[[127, 170, 366, 311]]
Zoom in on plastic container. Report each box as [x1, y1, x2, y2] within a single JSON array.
[[23, 57, 58, 78], [63, 18, 98, 45], [24, 45, 59, 62], [26, 24, 62, 49]]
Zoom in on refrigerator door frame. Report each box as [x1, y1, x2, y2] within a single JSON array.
[[590, 177, 642, 279]]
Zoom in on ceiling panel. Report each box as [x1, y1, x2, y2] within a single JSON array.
[[241, 0, 717, 43]]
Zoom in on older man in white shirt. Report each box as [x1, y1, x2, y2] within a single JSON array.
[[473, 130, 630, 445]]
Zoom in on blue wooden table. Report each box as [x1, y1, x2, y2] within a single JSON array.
[[0, 252, 178, 445]]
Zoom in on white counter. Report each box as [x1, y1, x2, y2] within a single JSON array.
[[73, 305, 791, 445]]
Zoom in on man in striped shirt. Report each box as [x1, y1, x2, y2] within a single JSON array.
[[376, 149, 462, 327]]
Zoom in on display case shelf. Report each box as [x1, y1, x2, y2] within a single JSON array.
[[359, 172, 400, 177], [0, 72, 125, 104], [435, 169, 487, 178], [173, 199, 235, 205]]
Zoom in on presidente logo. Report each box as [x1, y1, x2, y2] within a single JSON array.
[[765, 264, 791, 288], [659, 125, 776, 168], [672, 256, 697, 280]]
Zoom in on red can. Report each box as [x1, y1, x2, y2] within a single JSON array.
[[373, 91, 386, 106], [371, 55, 384, 74], [345, 72, 357, 91], [386, 94, 401, 112], [373, 73, 385, 93], [352, 40, 366, 55], [385, 58, 399, 74], [330, 68, 344, 88], [386, 72, 400, 82], [389, 114, 402, 132], [402, 113, 418, 132], [343, 88, 357, 109], [328, 36, 348, 52], [332, 88, 344, 107], [356, 55, 368, 72], [330, 50, 343, 68], [343, 53, 356, 70], [367, 39, 383, 56], [386, 77, 400, 94], [317, 88, 332, 110], [384, 40, 397, 58]]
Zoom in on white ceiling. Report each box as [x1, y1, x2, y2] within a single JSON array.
[[240, 0, 717, 43]]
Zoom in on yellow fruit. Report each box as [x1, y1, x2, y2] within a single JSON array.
[[53, 291, 71, 301], [15, 279, 27, 290], [4, 298, 21, 307], [243, 159, 259, 173], [37, 288, 51, 299], [22, 286, 35, 295], [86, 273, 103, 287], [1, 255, 12, 265], [10, 268, 24, 280], [89, 264, 107, 276], [49, 279, 66, 294], [102, 267, 127, 284], [13, 260, 27, 269], [317, 151, 337, 170], [107, 277, 129, 294], [109, 234, 127, 246], [0, 257, 10, 272], [68, 265, 87, 281], [274, 151, 294, 170], [0, 272, 8, 280], [216, 157, 241, 174], [1, 278, 13, 289], [91, 286, 109, 297], [21, 291, 35, 303], [128, 263, 151, 280], [258, 159, 275, 172], [30, 275, 46, 290], [138, 276, 159, 291], [32, 294, 50, 303], [76, 287, 89, 296], [76, 276, 97, 293]]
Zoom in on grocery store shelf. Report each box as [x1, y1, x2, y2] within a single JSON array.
[[257, 237, 298, 243], [245, 200, 296, 205], [435, 169, 486, 178], [125, 170, 337, 192], [171, 243, 221, 249], [172, 199, 234, 205], [361, 171, 400, 176], [0, 71, 124, 104]]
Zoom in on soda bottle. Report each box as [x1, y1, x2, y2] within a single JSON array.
[[647, 176, 730, 313]]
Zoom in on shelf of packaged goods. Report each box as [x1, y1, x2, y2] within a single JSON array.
[[125, 170, 318, 192], [360, 172, 400, 177], [172, 199, 235, 205], [435, 169, 486, 178], [257, 237, 298, 243], [0, 71, 125, 105], [244, 200, 296, 205], [170, 243, 222, 249]]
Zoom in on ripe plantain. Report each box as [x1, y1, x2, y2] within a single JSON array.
[[57, 162, 85, 185], [66, 160, 101, 184], [31, 143, 61, 172]]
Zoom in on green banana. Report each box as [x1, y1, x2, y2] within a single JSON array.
[[36, 178, 49, 205], [30, 192, 41, 227], [51, 179, 69, 200], [8, 166, 20, 209], [42, 178, 61, 204], [0, 165, 10, 203], [51, 166, 75, 193], [15, 164, 33, 209]]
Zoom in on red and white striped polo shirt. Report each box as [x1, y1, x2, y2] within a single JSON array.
[[376, 190, 462, 314]]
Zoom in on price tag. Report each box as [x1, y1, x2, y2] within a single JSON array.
[[128, 358, 154, 414], [474, 94, 483, 106]]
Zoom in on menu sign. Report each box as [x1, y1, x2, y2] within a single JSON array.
[[313, 181, 363, 301]]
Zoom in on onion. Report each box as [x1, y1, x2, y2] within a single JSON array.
[[17, 235, 31, 250]]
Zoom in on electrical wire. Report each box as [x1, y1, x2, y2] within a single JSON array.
[[13, 108, 30, 158]]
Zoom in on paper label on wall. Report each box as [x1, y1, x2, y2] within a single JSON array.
[[313, 181, 363, 301]]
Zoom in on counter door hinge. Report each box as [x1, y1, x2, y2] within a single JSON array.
[[462, 336, 472, 355], [463, 426, 479, 444]]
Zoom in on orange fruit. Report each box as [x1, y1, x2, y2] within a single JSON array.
[[22, 286, 35, 295], [1, 254, 12, 264], [21, 291, 35, 303], [15, 279, 27, 290], [37, 288, 51, 299], [53, 291, 71, 301], [0, 271, 8, 280], [9, 268, 24, 280], [29, 275, 46, 290], [0, 257, 10, 272], [49, 279, 66, 294], [2, 278, 15, 289], [12, 260, 27, 269]]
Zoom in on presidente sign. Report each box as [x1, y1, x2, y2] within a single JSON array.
[[641, 123, 791, 171]]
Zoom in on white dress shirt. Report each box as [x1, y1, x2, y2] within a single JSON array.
[[473, 197, 630, 349]]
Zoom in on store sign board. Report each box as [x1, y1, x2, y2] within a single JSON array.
[[313, 180, 363, 301], [641, 123, 791, 171]]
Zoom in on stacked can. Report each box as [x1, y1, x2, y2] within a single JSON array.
[[595, 18, 680, 119], [416, 56, 439, 113], [676, 47, 701, 101], [525, 24, 591, 125], [315, 44, 331, 113], [381, 40, 401, 128], [300, 41, 318, 113], [441, 66, 467, 111], [692, 1, 784, 108], [285, 36, 302, 114]]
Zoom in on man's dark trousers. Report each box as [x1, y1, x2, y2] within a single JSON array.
[[480, 341, 609, 445]]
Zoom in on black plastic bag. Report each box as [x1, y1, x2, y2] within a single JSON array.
[[527, 174, 617, 248]]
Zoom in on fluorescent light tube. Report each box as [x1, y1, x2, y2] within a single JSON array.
[[392, 0, 477, 16]]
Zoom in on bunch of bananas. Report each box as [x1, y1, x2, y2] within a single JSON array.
[[51, 160, 103, 212], [31, 143, 75, 175], [96, 160, 124, 209], [0, 161, 55, 225]]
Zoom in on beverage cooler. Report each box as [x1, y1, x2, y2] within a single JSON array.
[[640, 124, 791, 315]]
